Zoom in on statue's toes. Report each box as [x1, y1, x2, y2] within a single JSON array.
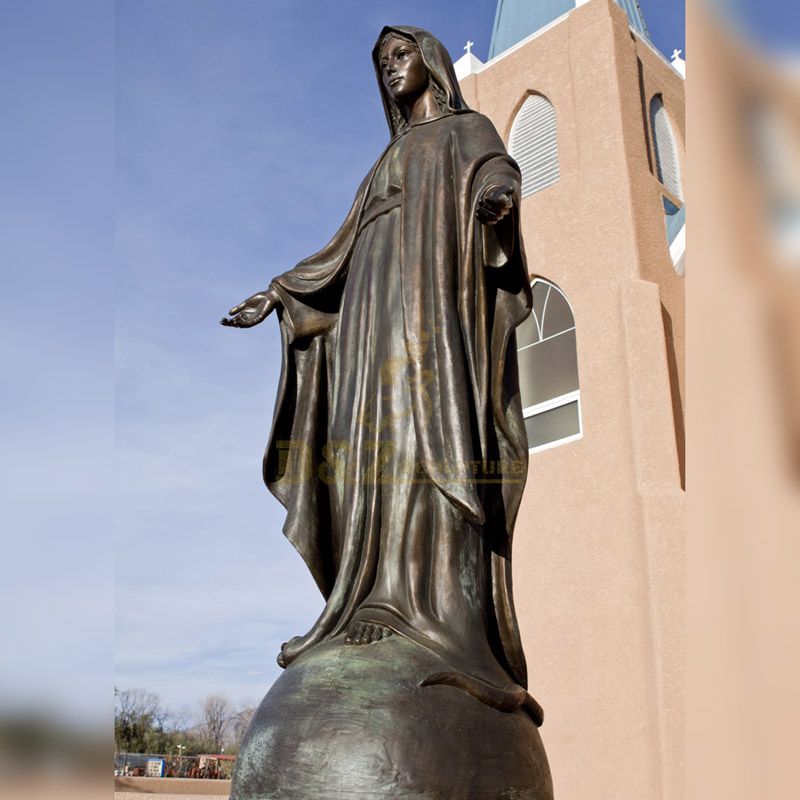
[[364, 625, 380, 644], [345, 622, 363, 645], [358, 624, 373, 644], [344, 621, 394, 645], [276, 640, 289, 668], [278, 635, 309, 665]]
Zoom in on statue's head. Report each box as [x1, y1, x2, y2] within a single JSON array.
[[378, 32, 430, 105], [372, 27, 470, 138]]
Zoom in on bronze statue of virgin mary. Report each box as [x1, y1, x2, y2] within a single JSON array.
[[222, 26, 553, 800]]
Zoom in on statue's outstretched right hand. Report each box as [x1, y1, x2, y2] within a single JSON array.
[[220, 285, 280, 328]]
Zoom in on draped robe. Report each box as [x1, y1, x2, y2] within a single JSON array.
[[262, 27, 538, 718]]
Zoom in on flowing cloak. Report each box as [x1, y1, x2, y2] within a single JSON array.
[[262, 27, 537, 717]]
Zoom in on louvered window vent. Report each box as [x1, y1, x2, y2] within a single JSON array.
[[509, 94, 560, 198], [650, 95, 683, 201]]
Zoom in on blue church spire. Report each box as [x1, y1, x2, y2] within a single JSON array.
[[488, 0, 651, 60]]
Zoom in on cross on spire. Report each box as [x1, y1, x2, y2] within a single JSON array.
[[671, 48, 683, 61], [464, 40, 474, 55]]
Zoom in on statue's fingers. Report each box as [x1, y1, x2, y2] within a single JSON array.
[[227, 313, 252, 328], [487, 193, 508, 211], [229, 303, 244, 315], [496, 183, 515, 200], [486, 193, 509, 210]]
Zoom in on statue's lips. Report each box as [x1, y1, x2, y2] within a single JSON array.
[[388, 77, 403, 87]]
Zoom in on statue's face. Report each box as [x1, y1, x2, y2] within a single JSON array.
[[379, 36, 429, 103]]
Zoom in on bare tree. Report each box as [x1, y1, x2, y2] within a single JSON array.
[[199, 693, 233, 753], [231, 704, 256, 752], [115, 687, 169, 753]]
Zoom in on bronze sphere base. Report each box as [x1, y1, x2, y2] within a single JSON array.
[[230, 635, 553, 800]]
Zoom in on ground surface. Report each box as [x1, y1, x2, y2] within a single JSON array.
[[115, 794, 228, 800], [114, 776, 231, 797]]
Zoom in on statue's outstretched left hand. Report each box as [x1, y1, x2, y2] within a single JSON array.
[[477, 183, 515, 225], [220, 286, 280, 328]]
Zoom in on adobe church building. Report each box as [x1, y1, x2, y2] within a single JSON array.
[[454, 1, 685, 797]]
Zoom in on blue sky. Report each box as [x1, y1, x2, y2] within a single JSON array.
[[0, 0, 685, 729], [1, 0, 113, 726]]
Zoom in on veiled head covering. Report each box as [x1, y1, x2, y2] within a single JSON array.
[[372, 26, 471, 138]]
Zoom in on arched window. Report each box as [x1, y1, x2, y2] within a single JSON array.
[[509, 94, 560, 198], [516, 279, 582, 453], [663, 197, 685, 276], [650, 95, 683, 201]]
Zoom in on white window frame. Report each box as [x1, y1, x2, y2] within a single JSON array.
[[517, 323, 576, 355], [522, 389, 583, 455], [518, 277, 583, 454]]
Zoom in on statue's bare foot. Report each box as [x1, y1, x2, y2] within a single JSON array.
[[344, 621, 393, 645]]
